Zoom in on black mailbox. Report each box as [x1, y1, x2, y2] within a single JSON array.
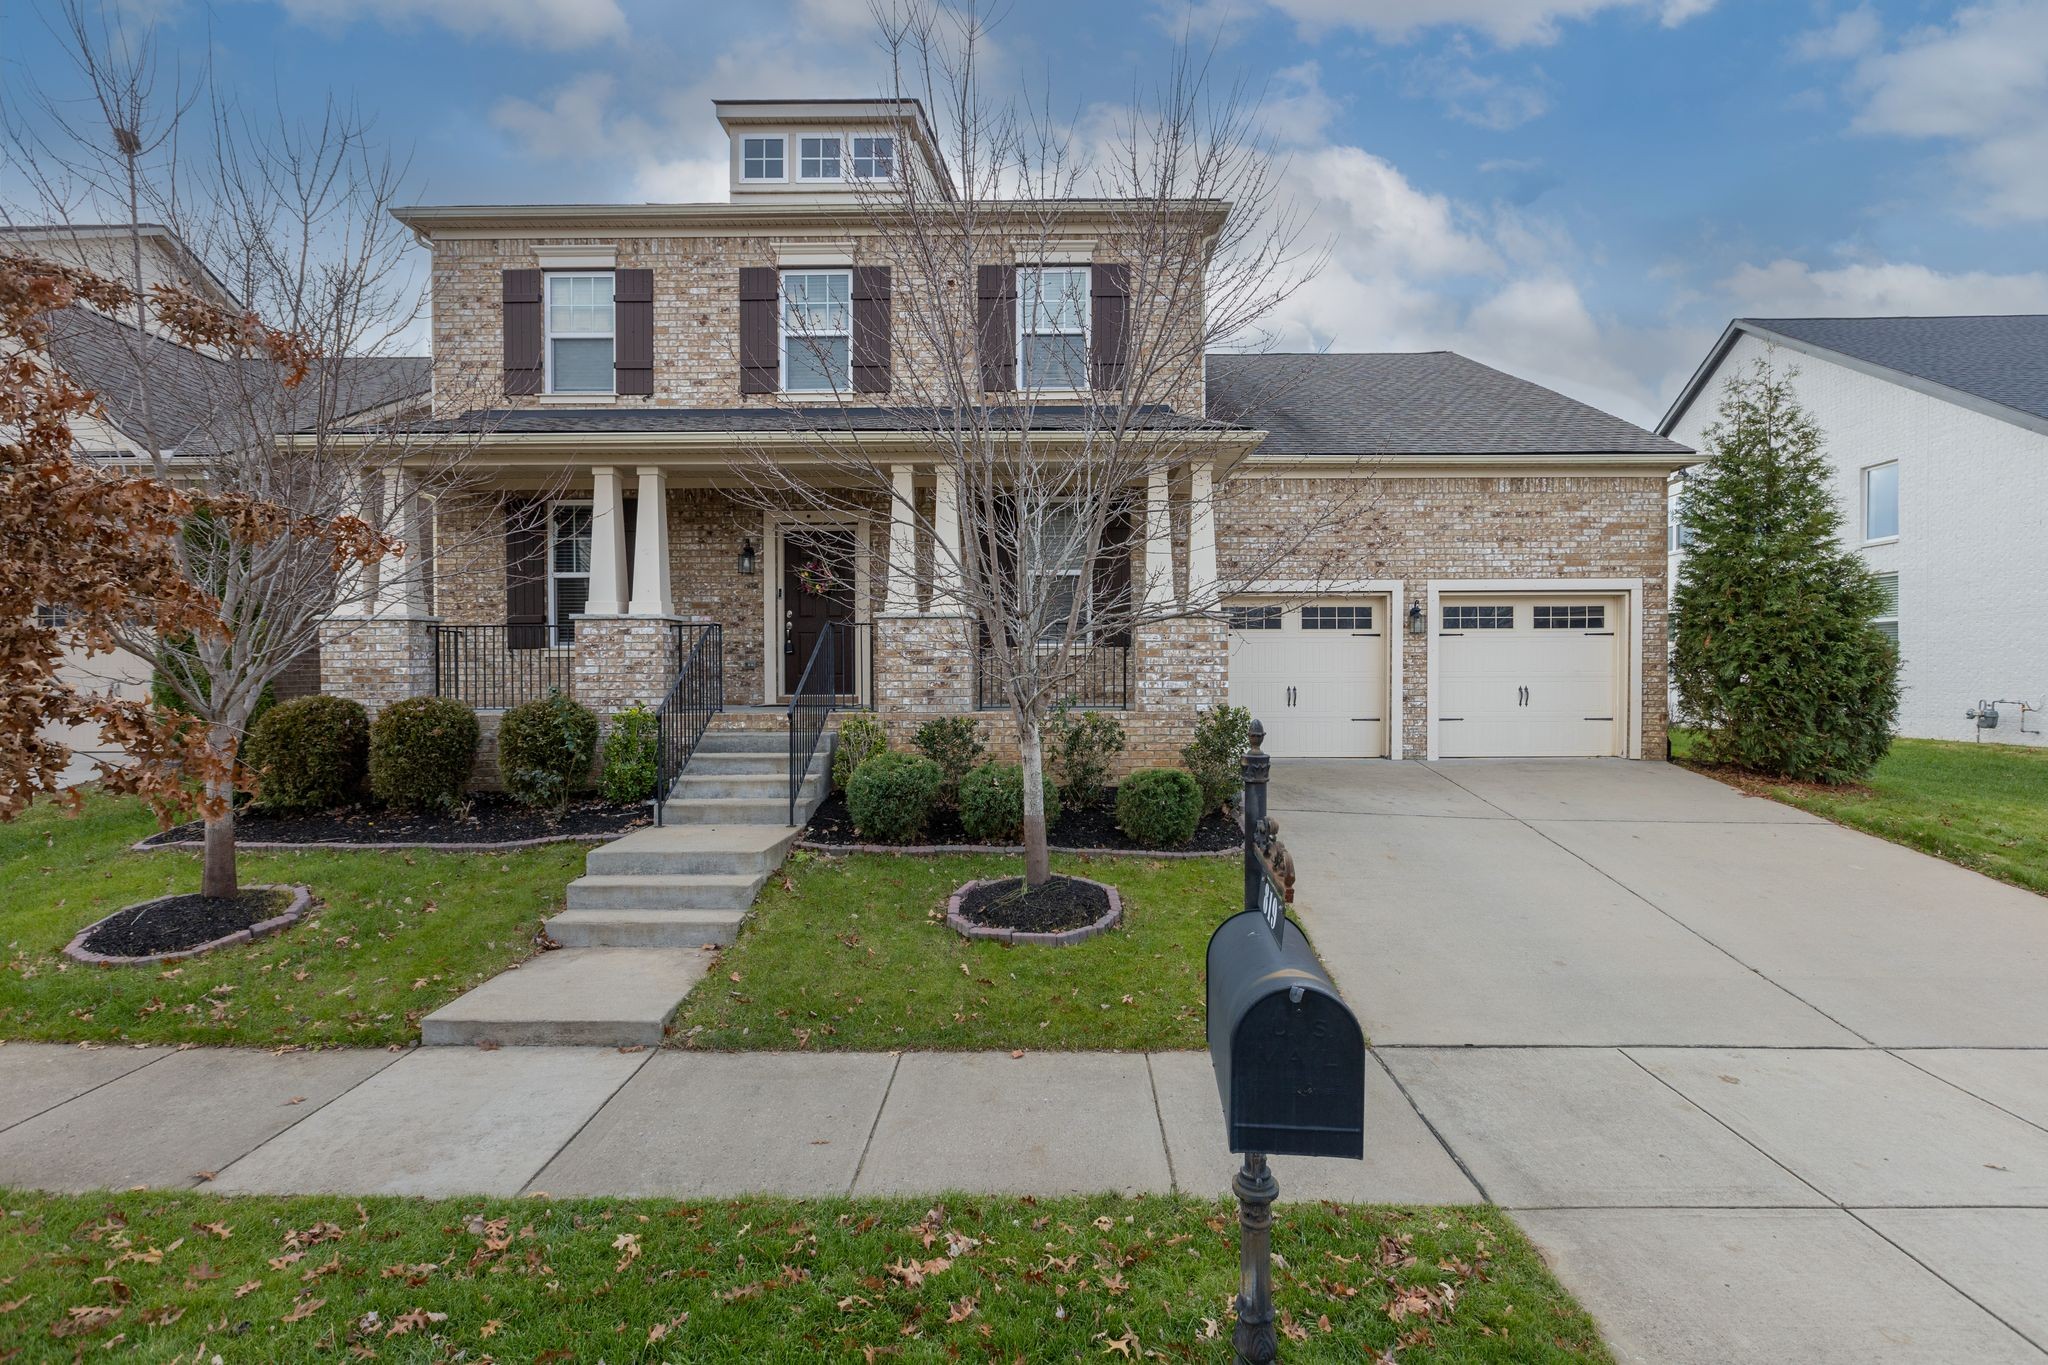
[[1206, 909, 1366, 1159]]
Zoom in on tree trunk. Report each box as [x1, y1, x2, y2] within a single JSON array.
[[1018, 714, 1051, 888], [201, 723, 238, 900]]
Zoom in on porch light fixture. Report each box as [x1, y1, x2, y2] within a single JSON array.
[[1406, 602, 1425, 636], [737, 538, 758, 576]]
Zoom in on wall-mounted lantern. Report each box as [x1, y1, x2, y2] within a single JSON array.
[[1406, 602, 1425, 636], [737, 538, 758, 576]]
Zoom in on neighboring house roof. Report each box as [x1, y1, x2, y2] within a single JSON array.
[[1206, 351, 1690, 458], [45, 306, 430, 454], [398, 404, 1203, 436], [0, 222, 242, 308], [1657, 315, 2048, 438]]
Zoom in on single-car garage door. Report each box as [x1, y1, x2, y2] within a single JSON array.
[[1436, 595, 1623, 757], [1227, 599, 1389, 758]]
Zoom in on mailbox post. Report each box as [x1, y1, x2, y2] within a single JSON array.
[[1206, 721, 1366, 1364]]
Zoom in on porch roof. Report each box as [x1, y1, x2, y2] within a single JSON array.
[[388, 404, 1214, 437]]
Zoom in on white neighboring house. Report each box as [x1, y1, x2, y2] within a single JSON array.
[[1660, 316, 2048, 747]]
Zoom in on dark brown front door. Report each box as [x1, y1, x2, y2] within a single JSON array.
[[782, 526, 857, 695]]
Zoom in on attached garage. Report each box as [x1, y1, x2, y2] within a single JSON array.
[[1226, 598, 1390, 758], [1434, 593, 1626, 758]]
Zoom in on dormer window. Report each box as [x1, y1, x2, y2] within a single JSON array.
[[799, 136, 842, 181], [852, 135, 895, 179], [741, 136, 786, 181]]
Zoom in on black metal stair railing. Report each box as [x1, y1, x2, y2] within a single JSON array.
[[786, 623, 841, 825], [653, 623, 722, 825]]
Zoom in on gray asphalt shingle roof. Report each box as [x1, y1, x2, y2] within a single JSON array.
[[1205, 351, 1687, 457], [1738, 315, 2048, 425]]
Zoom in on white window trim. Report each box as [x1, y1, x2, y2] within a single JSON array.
[[1862, 460, 1900, 545], [739, 134, 788, 183], [796, 134, 844, 183], [543, 270, 616, 397], [1017, 264, 1091, 393], [779, 268, 853, 395], [546, 499, 594, 646], [848, 133, 898, 181]]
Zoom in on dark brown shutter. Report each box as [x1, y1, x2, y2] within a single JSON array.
[[503, 269, 543, 396], [1091, 504, 1135, 645], [976, 264, 1016, 391], [505, 496, 548, 649], [851, 265, 891, 394], [614, 267, 653, 396], [738, 267, 779, 395], [1090, 264, 1130, 391]]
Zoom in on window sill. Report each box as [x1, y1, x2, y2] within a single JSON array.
[[1861, 536, 1900, 548], [540, 393, 616, 406]]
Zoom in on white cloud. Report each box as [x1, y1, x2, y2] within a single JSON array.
[[1833, 0, 2048, 221], [1289, 145, 1500, 278], [1261, 62, 1345, 145], [1792, 5, 1880, 62], [275, 0, 626, 49], [490, 73, 622, 161], [1405, 49, 1551, 128], [1718, 258, 2048, 317], [1259, 0, 1715, 47]]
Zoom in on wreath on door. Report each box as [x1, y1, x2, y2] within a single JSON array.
[[795, 558, 839, 596]]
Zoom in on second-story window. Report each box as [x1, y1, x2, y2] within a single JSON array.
[[741, 136, 785, 181], [1019, 266, 1089, 389], [851, 135, 895, 178], [1863, 461, 1898, 541], [546, 272, 614, 394], [799, 136, 842, 180], [782, 269, 852, 393]]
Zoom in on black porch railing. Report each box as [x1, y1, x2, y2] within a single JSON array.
[[788, 622, 847, 824], [975, 639, 1132, 711], [431, 624, 574, 709], [653, 624, 723, 823]]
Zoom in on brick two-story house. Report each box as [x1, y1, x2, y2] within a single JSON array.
[[319, 97, 1691, 787]]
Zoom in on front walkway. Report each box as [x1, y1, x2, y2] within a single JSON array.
[[1277, 758, 2048, 1365]]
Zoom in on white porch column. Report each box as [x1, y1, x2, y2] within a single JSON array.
[[586, 465, 629, 616], [627, 467, 673, 616], [886, 463, 920, 613], [932, 463, 963, 610], [374, 468, 428, 616], [1144, 468, 1175, 607], [1187, 461, 1217, 601]]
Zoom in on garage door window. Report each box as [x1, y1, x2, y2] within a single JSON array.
[[1303, 605, 1371, 630], [1228, 605, 1282, 630], [1443, 605, 1513, 630], [1533, 604, 1605, 630]]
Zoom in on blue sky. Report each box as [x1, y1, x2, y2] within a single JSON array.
[[4, 0, 2045, 424]]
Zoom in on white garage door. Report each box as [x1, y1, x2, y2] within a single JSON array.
[[1227, 600, 1389, 758], [1436, 595, 1623, 758]]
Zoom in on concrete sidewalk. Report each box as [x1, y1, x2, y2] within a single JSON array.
[[0, 1041, 1477, 1205]]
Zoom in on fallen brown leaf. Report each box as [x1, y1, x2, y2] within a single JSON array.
[[281, 1296, 324, 1324]]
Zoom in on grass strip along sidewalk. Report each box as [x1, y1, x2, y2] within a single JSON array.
[[0, 794, 583, 1048], [1672, 734, 2048, 898], [673, 850, 1247, 1053], [0, 1188, 1610, 1363]]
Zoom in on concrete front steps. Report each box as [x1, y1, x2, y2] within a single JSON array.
[[420, 718, 837, 1048]]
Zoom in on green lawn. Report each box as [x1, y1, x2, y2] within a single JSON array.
[[1672, 732, 2048, 897], [0, 794, 585, 1047], [674, 850, 1252, 1053], [0, 1188, 1610, 1363]]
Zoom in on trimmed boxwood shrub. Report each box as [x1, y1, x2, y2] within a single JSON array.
[[600, 705, 660, 804], [958, 761, 1061, 844], [1181, 704, 1252, 813], [1046, 707, 1127, 810], [244, 695, 369, 812], [833, 713, 888, 791], [912, 715, 986, 810], [846, 751, 944, 843], [368, 697, 479, 814], [498, 691, 601, 810], [1115, 767, 1203, 848]]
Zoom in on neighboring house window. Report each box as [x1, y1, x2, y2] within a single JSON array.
[[781, 270, 852, 392], [1032, 505, 1089, 640], [1019, 266, 1089, 389], [549, 502, 593, 644], [1874, 572, 1899, 646], [851, 135, 895, 178], [799, 136, 842, 180], [34, 604, 77, 629], [741, 136, 785, 181], [1864, 461, 1899, 541], [546, 272, 614, 394]]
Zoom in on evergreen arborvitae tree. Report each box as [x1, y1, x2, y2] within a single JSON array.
[[1672, 361, 1899, 783]]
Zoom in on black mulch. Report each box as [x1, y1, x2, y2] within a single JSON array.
[[139, 794, 649, 848], [802, 788, 1241, 853], [957, 875, 1112, 934], [80, 887, 293, 957]]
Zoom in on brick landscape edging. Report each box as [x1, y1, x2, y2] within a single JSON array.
[[796, 838, 1233, 859], [63, 883, 314, 967], [132, 831, 624, 854], [946, 875, 1123, 946]]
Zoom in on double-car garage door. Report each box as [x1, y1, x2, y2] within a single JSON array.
[[1227, 592, 1626, 759]]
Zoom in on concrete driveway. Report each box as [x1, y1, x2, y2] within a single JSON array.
[[1276, 758, 2048, 1364]]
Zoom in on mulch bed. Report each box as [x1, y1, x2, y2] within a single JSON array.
[[137, 794, 649, 850], [956, 875, 1113, 934], [801, 788, 1241, 855], [76, 887, 294, 957]]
